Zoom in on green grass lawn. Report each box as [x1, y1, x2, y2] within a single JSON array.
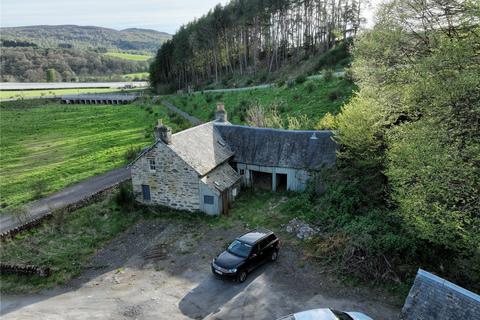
[[0, 88, 138, 100], [166, 77, 355, 128], [0, 100, 190, 211], [105, 52, 152, 61]]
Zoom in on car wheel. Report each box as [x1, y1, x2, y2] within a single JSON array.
[[238, 270, 247, 283], [271, 249, 278, 261]]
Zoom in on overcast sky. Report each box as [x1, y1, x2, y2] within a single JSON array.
[[1, 0, 380, 34]]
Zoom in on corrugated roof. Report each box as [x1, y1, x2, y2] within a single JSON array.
[[201, 162, 240, 195], [168, 122, 234, 176], [214, 124, 337, 170]]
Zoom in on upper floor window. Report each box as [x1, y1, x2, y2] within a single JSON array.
[[148, 158, 156, 172]]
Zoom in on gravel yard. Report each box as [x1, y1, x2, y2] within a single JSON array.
[[0, 219, 401, 320]]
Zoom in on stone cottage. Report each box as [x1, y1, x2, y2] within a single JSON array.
[[130, 104, 337, 215]]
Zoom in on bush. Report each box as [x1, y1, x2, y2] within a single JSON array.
[[305, 80, 317, 93], [31, 180, 48, 199], [328, 89, 341, 101], [276, 79, 285, 87], [124, 145, 142, 163], [324, 69, 334, 82], [205, 94, 213, 103], [115, 183, 134, 207], [295, 74, 307, 84], [286, 79, 295, 88]]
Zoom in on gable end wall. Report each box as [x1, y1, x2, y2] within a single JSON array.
[[131, 142, 200, 211]]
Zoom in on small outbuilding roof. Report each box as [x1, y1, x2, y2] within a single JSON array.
[[214, 124, 337, 170], [200, 162, 240, 195]]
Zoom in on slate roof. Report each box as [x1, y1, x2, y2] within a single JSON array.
[[169, 122, 234, 176], [214, 124, 337, 170], [402, 269, 480, 320], [200, 162, 241, 195]]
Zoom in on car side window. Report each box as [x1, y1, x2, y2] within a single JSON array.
[[259, 235, 276, 251]]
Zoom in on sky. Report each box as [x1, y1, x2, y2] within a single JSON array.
[[1, 0, 380, 34]]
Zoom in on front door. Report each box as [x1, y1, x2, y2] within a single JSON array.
[[142, 184, 151, 201], [222, 191, 229, 215]]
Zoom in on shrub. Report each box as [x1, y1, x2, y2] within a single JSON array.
[[324, 69, 334, 82], [328, 89, 342, 101], [295, 74, 307, 84], [276, 79, 285, 87], [31, 180, 48, 199], [205, 94, 213, 103], [124, 145, 142, 163], [286, 79, 295, 88], [115, 183, 134, 207], [305, 80, 317, 93]]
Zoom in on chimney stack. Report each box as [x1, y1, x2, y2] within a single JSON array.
[[215, 103, 227, 123], [154, 119, 172, 144]]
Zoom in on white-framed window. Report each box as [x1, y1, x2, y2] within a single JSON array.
[[148, 158, 156, 172], [232, 188, 238, 197]]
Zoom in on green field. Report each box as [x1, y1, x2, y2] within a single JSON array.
[[167, 77, 355, 127], [105, 52, 152, 61], [0, 100, 190, 211], [123, 72, 149, 81], [0, 88, 138, 100]]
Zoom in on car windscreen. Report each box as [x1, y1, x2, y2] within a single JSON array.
[[227, 240, 252, 258]]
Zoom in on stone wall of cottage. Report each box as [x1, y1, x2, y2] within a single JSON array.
[[131, 142, 200, 211]]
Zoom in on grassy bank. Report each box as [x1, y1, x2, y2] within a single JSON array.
[[0, 100, 190, 211], [0, 192, 141, 292], [166, 77, 355, 127]]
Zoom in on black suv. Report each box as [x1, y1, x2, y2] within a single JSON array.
[[211, 228, 280, 282]]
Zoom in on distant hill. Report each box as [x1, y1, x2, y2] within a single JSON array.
[[0, 25, 171, 52], [0, 25, 171, 82]]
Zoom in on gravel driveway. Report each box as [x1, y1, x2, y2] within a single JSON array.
[[0, 219, 401, 320]]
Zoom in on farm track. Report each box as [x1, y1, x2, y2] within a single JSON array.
[[159, 99, 203, 126], [0, 167, 130, 235]]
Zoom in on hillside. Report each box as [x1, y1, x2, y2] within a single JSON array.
[[167, 76, 354, 128], [0, 25, 170, 52], [0, 25, 170, 82]]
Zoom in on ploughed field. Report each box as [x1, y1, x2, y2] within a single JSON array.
[[0, 100, 187, 211]]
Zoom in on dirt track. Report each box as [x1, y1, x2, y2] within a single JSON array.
[[0, 219, 401, 320]]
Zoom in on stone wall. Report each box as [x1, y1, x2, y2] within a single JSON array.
[[131, 142, 200, 211], [402, 269, 480, 320]]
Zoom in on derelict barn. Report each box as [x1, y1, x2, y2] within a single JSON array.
[[130, 104, 337, 215], [215, 124, 337, 192], [60, 93, 138, 105]]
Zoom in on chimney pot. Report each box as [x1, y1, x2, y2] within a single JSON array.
[[154, 119, 172, 144], [215, 102, 227, 122]]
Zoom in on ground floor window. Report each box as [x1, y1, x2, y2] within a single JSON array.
[[142, 184, 151, 201], [204, 195, 214, 205]]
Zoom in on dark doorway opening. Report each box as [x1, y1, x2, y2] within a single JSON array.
[[276, 173, 287, 191], [251, 171, 272, 190]]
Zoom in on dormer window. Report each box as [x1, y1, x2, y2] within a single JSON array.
[[148, 158, 156, 172]]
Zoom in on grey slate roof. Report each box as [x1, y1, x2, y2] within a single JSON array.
[[201, 162, 241, 195], [402, 269, 480, 320], [214, 124, 337, 170], [168, 122, 234, 176]]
